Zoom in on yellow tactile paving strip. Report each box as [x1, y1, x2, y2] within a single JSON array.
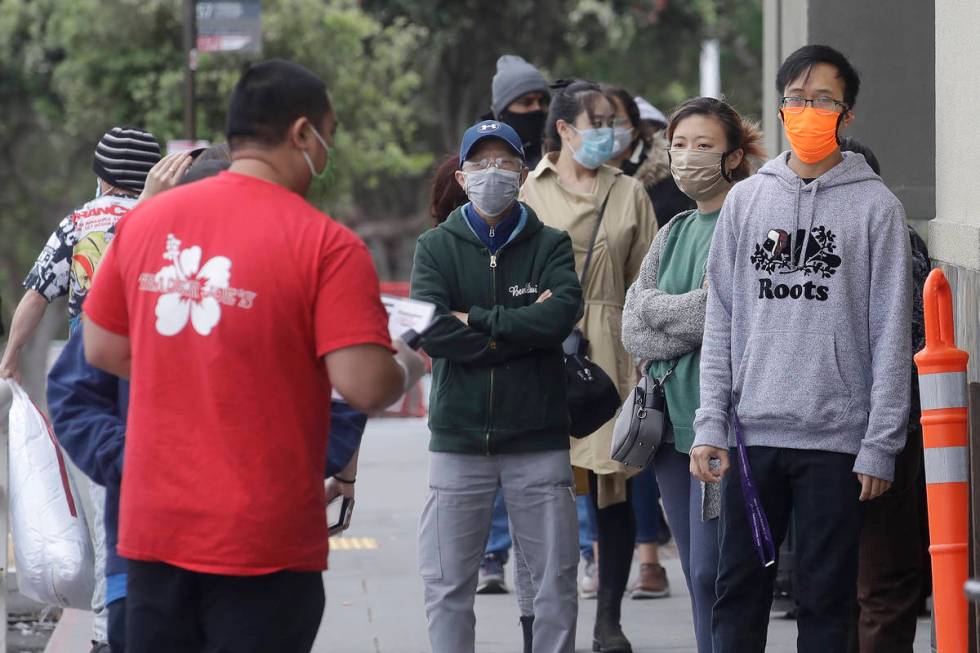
[[329, 537, 378, 551]]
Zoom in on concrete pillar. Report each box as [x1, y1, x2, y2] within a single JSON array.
[[934, 5, 980, 640]]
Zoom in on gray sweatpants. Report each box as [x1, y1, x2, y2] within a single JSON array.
[[418, 449, 578, 653]]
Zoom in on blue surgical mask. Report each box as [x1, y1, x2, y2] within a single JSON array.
[[570, 126, 615, 169]]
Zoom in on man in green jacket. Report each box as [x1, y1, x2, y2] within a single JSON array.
[[411, 120, 583, 653]]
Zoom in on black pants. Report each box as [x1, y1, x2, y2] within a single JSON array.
[[108, 598, 126, 653], [713, 447, 862, 653], [588, 471, 636, 617], [849, 425, 924, 653], [126, 560, 325, 653]]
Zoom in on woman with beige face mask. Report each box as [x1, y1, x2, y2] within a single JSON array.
[[621, 97, 765, 653]]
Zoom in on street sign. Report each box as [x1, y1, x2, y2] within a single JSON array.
[[196, 0, 262, 54]]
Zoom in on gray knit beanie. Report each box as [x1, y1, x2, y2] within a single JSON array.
[[491, 55, 550, 118]]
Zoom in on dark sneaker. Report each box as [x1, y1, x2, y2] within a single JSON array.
[[630, 563, 670, 599], [90, 643, 111, 653], [476, 555, 508, 594]]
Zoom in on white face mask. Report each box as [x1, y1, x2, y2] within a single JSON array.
[[612, 127, 634, 157], [95, 180, 103, 199], [464, 167, 521, 217], [302, 126, 330, 178]]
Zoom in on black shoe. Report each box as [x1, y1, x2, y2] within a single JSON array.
[[476, 554, 508, 594], [520, 615, 534, 653], [593, 601, 632, 653]]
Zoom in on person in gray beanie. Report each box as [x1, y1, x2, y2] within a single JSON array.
[[490, 54, 550, 167]]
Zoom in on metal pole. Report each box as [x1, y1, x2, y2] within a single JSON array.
[[699, 38, 722, 99], [183, 0, 197, 141]]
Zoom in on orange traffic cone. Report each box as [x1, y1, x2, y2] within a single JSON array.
[[914, 268, 970, 653]]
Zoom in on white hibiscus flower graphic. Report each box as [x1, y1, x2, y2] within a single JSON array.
[[155, 234, 232, 336]]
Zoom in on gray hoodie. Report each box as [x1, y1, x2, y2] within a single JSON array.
[[693, 151, 912, 481]]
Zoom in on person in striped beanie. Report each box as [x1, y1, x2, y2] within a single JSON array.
[[92, 126, 163, 196], [1, 126, 160, 652]]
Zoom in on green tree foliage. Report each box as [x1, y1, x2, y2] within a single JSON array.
[[367, 0, 763, 154], [0, 0, 429, 305], [0, 0, 763, 319]]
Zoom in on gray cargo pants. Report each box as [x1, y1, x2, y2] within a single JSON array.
[[418, 449, 578, 653]]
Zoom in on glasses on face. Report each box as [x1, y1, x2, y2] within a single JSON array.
[[780, 96, 849, 115], [461, 156, 523, 173]]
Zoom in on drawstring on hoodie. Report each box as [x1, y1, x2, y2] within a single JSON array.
[[795, 180, 820, 269]]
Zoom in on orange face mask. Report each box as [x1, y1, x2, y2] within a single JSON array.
[[781, 107, 841, 164]]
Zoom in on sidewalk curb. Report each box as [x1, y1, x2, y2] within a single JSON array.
[[44, 608, 92, 653]]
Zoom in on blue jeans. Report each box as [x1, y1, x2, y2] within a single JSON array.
[[630, 462, 662, 543], [484, 489, 596, 562], [655, 444, 719, 653], [576, 495, 596, 561]]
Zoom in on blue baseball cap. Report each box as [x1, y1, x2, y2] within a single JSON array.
[[458, 120, 525, 167]]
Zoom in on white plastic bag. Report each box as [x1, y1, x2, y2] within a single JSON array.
[[6, 380, 94, 607]]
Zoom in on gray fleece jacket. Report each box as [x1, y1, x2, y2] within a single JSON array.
[[693, 151, 912, 481], [622, 210, 706, 363]]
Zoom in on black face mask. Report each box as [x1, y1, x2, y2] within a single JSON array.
[[499, 109, 547, 159]]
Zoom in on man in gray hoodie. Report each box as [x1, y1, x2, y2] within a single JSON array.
[[690, 45, 912, 652]]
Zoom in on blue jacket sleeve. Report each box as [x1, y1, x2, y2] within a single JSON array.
[[47, 325, 126, 487]]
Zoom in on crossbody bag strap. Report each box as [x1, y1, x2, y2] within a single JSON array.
[[579, 180, 617, 288]]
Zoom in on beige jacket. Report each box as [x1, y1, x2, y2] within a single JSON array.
[[520, 153, 659, 505]]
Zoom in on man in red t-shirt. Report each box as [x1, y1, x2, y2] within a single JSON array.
[[83, 59, 425, 653]]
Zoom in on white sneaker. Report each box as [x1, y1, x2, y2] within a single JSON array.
[[579, 559, 598, 599]]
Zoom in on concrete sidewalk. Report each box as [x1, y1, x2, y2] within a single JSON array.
[[46, 417, 933, 652], [313, 418, 933, 652]]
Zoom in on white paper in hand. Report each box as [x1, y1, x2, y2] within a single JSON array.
[[381, 295, 436, 341], [330, 295, 435, 402]]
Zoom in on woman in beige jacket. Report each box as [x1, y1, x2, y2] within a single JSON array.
[[520, 80, 658, 653]]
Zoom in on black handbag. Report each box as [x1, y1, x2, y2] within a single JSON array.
[[564, 185, 622, 439]]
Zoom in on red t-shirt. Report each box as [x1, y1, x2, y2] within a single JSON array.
[[84, 172, 391, 575]]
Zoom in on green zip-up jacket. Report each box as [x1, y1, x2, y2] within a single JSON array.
[[410, 203, 583, 455]]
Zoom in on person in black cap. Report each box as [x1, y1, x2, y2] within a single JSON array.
[[490, 55, 551, 168], [411, 119, 582, 653], [0, 126, 162, 381]]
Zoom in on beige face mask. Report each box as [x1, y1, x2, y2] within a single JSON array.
[[669, 149, 733, 202]]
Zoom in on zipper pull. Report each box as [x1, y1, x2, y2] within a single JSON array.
[[490, 254, 497, 268], [489, 226, 495, 238]]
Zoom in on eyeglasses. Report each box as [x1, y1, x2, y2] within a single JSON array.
[[461, 157, 523, 172], [779, 96, 849, 115]]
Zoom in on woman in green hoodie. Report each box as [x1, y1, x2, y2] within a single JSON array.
[[621, 97, 764, 653]]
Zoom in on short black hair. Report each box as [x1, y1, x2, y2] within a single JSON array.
[[225, 59, 331, 148], [839, 137, 880, 175], [776, 45, 860, 108]]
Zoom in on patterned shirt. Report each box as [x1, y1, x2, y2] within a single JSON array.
[[23, 195, 138, 318]]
